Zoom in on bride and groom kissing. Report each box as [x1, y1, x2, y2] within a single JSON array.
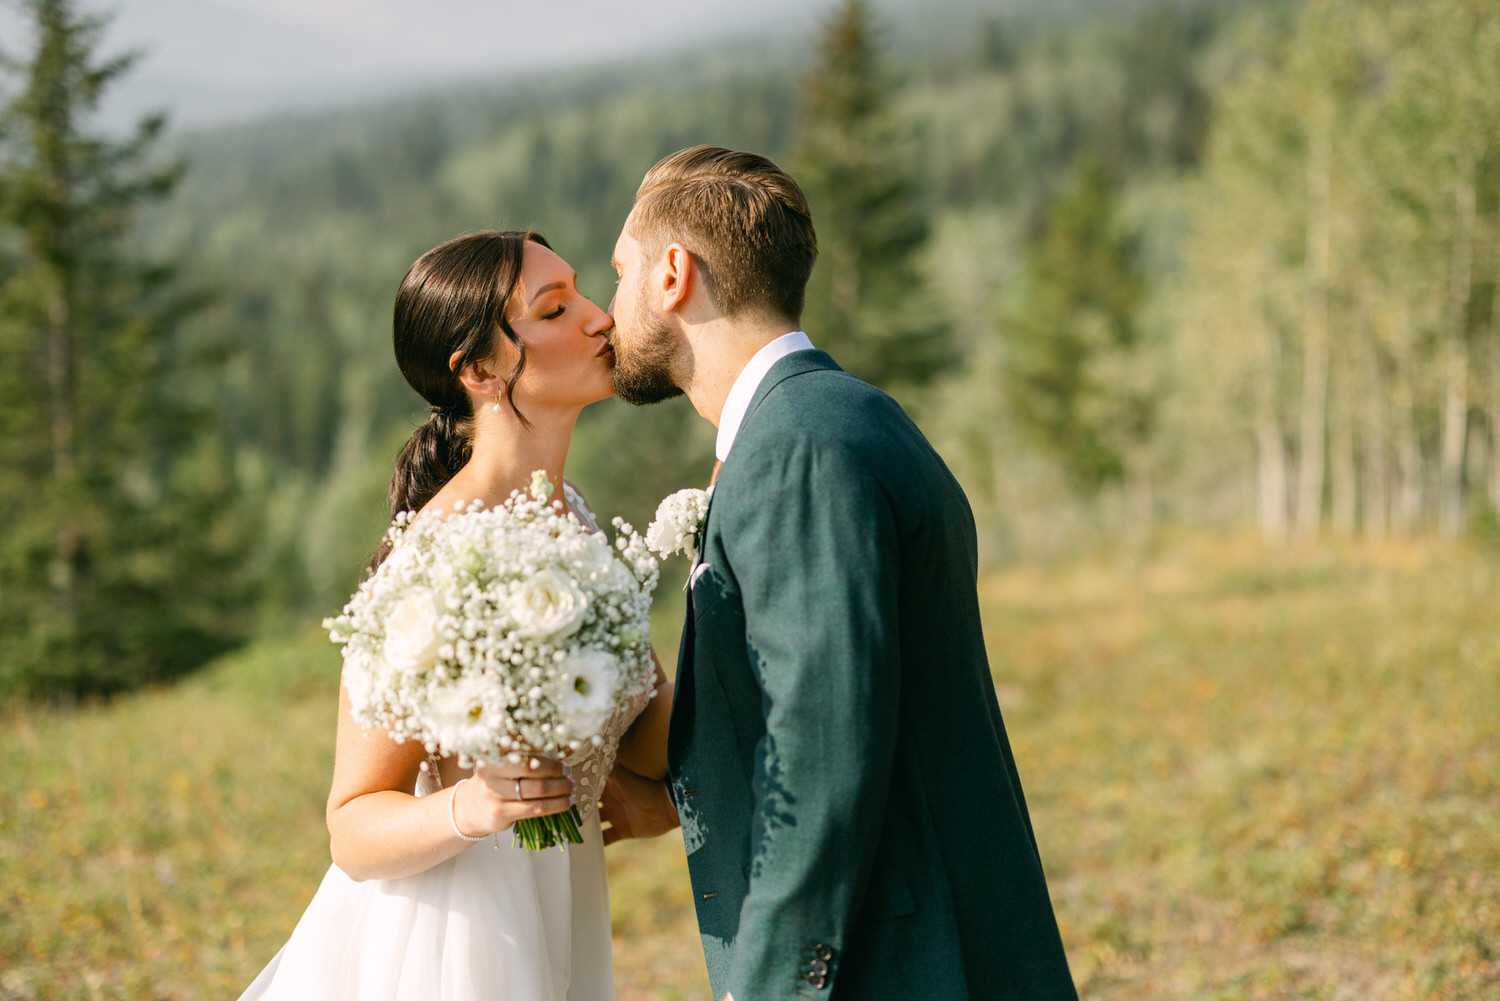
[[239, 146, 1078, 1001]]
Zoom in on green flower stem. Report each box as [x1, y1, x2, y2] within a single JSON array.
[[512, 805, 585, 850]]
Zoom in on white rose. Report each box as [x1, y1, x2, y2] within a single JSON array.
[[643, 513, 676, 556], [509, 567, 589, 641], [383, 589, 443, 671], [557, 649, 620, 739]]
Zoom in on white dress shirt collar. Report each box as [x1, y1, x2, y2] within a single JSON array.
[[714, 330, 814, 462]]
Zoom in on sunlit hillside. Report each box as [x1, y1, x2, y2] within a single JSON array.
[[3, 541, 1496, 999]]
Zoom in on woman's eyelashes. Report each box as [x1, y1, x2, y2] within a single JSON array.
[[542, 305, 565, 320]]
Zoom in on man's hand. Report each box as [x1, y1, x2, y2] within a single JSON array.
[[599, 764, 680, 845]]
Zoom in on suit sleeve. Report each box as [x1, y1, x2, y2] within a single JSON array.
[[717, 433, 900, 999]]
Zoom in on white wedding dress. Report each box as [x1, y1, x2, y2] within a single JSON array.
[[239, 485, 645, 1001]]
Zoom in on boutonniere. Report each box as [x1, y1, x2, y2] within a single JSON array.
[[646, 486, 713, 565]]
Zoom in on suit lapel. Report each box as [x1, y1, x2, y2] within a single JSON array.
[[666, 583, 697, 770], [667, 468, 716, 772]]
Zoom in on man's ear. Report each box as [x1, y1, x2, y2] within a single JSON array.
[[659, 244, 696, 314]]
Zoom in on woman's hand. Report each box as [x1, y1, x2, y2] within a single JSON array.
[[329, 682, 580, 879], [453, 756, 577, 838]]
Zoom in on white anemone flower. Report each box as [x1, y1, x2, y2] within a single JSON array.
[[424, 674, 500, 760], [557, 649, 620, 739]]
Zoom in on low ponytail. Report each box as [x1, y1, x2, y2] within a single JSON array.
[[389, 408, 473, 515], [367, 230, 548, 573]]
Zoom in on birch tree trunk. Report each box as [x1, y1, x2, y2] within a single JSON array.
[[1489, 193, 1500, 514], [1393, 366, 1424, 537], [1253, 317, 1289, 544], [1358, 313, 1388, 539], [1490, 329, 1500, 514], [1439, 154, 1476, 538], [1295, 105, 1333, 541], [1467, 420, 1488, 520], [1330, 359, 1358, 536]]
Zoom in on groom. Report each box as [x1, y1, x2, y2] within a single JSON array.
[[602, 146, 1077, 1000]]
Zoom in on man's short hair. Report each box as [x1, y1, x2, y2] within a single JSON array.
[[630, 145, 818, 322]]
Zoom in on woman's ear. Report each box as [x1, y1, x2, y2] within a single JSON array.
[[454, 352, 505, 399]]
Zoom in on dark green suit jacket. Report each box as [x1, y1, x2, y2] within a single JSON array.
[[667, 350, 1077, 1000]]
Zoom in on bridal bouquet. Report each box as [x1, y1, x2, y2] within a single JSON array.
[[324, 472, 659, 849]]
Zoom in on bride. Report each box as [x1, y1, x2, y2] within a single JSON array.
[[238, 230, 672, 1001]]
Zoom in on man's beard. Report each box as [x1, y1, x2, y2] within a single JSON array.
[[611, 304, 686, 406]]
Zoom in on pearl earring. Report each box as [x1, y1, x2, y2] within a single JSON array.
[[492, 394, 501, 413]]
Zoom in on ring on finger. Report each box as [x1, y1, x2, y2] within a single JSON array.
[[514, 778, 525, 801]]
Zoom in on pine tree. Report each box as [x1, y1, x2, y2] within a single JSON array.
[[0, 0, 253, 698], [792, 0, 949, 391], [1001, 155, 1151, 499]]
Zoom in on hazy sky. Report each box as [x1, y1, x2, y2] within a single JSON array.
[[0, 0, 946, 130]]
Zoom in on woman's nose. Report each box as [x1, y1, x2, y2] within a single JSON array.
[[587, 299, 613, 336]]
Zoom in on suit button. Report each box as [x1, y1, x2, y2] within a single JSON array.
[[808, 974, 828, 990], [814, 944, 833, 961], [810, 959, 829, 976]]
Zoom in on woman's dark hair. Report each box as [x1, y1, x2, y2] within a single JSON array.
[[369, 230, 548, 571]]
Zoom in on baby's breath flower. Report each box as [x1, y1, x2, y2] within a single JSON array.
[[646, 486, 711, 563]]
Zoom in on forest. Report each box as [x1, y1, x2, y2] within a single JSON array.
[[3, 0, 1495, 695]]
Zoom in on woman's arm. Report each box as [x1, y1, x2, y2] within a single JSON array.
[[325, 684, 576, 881], [611, 650, 672, 781]]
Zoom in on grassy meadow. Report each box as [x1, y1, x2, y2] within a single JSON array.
[[1, 540, 1496, 1000]]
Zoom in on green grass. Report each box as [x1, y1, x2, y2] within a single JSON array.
[[2, 540, 1496, 1000], [988, 540, 1500, 1000]]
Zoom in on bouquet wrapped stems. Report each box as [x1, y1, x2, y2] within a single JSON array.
[[514, 806, 585, 851]]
